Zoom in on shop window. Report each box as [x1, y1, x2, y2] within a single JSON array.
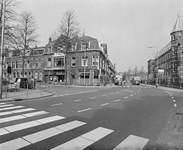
[[80, 72, 89, 79], [71, 57, 76, 67]]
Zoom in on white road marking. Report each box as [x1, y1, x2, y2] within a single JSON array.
[[51, 127, 113, 150], [90, 96, 97, 99], [81, 127, 113, 142], [130, 95, 133, 96], [51, 103, 63, 106], [0, 128, 9, 136], [52, 137, 93, 150], [74, 99, 81, 102], [115, 99, 121, 102], [172, 96, 174, 99], [0, 103, 6, 105], [0, 104, 14, 108], [5, 120, 42, 133], [110, 93, 114, 95], [174, 103, 177, 107], [124, 96, 128, 99], [124, 90, 133, 93], [36, 115, 65, 124], [0, 115, 26, 124], [23, 128, 64, 144], [113, 135, 149, 150], [22, 120, 86, 144], [102, 95, 106, 97], [11, 108, 35, 113], [55, 120, 86, 131], [22, 111, 48, 117], [173, 99, 176, 102], [0, 138, 30, 150], [100, 103, 109, 107], [77, 108, 91, 113], [1, 106, 24, 111], [0, 111, 48, 124], [3, 116, 65, 133], [0, 111, 13, 116]]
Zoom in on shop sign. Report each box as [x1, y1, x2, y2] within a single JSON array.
[[158, 69, 164, 74], [53, 52, 65, 57]]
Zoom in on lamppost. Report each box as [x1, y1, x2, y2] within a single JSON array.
[[148, 46, 159, 85], [0, 0, 5, 99]]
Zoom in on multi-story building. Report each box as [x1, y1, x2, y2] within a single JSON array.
[[148, 15, 183, 88], [4, 47, 45, 81], [3, 34, 115, 86]]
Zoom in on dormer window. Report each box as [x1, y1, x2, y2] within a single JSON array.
[[81, 43, 89, 50]]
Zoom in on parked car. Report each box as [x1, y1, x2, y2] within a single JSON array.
[[17, 77, 35, 89]]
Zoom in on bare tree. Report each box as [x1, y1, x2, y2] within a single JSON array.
[[12, 11, 38, 77], [133, 66, 138, 76], [52, 9, 80, 50], [127, 67, 132, 80], [0, 0, 18, 49]]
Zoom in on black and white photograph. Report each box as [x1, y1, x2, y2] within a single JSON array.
[[0, 0, 183, 149]]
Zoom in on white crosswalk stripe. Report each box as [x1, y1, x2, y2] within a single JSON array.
[[0, 106, 24, 111], [51, 127, 113, 150], [0, 103, 149, 150], [113, 135, 149, 150]]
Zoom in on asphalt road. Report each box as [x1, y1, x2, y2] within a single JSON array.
[[1, 84, 183, 150]]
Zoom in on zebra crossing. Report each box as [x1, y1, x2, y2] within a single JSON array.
[[0, 102, 149, 150]]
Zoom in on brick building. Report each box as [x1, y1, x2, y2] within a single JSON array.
[[3, 35, 115, 85], [148, 15, 183, 88]]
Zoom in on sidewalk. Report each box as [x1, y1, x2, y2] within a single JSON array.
[[146, 84, 183, 92], [1, 89, 54, 102], [155, 107, 183, 149], [146, 84, 183, 149]]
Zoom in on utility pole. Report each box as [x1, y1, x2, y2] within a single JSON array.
[[0, 0, 5, 99]]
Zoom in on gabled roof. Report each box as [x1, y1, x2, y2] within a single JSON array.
[[171, 15, 183, 34]]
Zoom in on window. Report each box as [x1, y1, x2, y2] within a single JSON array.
[[172, 63, 176, 72], [36, 63, 39, 68], [81, 56, 88, 67], [71, 57, 76, 67], [92, 55, 99, 67], [15, 62, 18, 69], [172, 47, 175, 55], [24, 63, 27, 69], [12, 62, 15, 69], [81, 43, 89, 50], [47, 58, 51, 67], [80, 72, 90, 79], [54, 57, 65, 67]]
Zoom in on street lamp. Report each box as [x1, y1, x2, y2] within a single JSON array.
[[0, 0, 5, 99], [148, 46, 159, 85]]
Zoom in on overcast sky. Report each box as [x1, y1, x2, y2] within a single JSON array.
[[17, 0, 183, 72]]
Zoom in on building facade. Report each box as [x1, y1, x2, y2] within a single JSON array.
[[148, 15, 183, 88], [3, 35, 115, 86]]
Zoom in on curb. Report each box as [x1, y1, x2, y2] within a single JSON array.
[[0, 93, 55, 103]]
